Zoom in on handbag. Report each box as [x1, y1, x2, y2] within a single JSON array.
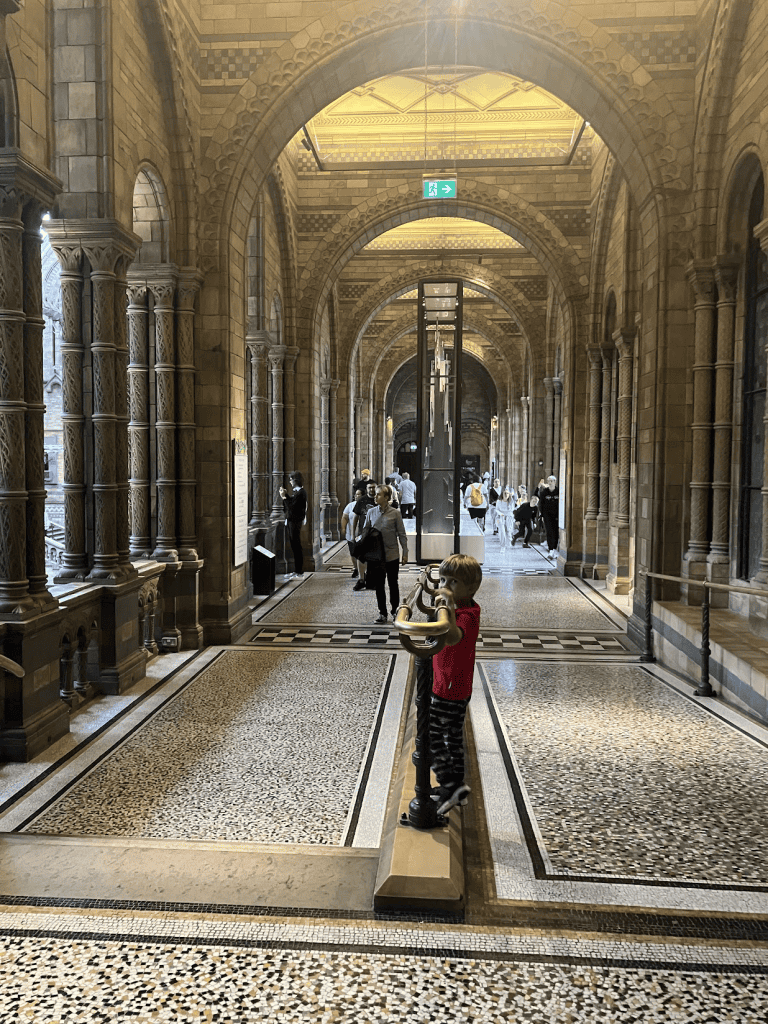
[[350, 525, 385, 563]]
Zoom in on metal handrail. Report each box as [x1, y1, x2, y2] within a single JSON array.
[[393, 565, 454, 657], [0, 654, 23, 678], [635, 568, 766, 698], [640, 569, 768, 598]]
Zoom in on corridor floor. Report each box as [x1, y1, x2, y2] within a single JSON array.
[[1, 535, 767, 1021]]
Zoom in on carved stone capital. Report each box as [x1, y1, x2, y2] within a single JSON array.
[[612, 327, 635, 360], [686, 259, 716, 304], [714, 254, 741, 304], [45, 218, 141, 272], [176, 267, 203, 311]]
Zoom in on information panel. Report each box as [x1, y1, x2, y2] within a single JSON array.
[[233, 439, 248, 566]]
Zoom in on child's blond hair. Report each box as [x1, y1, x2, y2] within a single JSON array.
[[439, 554, 483, 597]]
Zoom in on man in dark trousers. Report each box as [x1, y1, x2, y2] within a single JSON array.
[[511, 494, 539, 548], [280, 472, 308, 579]]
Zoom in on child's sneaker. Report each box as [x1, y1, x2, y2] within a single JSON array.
[[436, 783, 471, 816]]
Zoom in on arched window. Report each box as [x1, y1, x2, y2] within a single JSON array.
[[739, 176, 767, 579]]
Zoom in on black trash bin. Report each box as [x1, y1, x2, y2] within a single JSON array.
[[251, 545, 276, 596]]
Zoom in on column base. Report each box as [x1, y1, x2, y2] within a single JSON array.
[[681, 551, 707, 605], [581, 517, 598, 578], [607, 523, 632, 595], [98, 575, 147, 694], [706, 554, 730, 608]]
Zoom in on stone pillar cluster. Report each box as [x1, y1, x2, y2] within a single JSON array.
[[246, 329, 273, 531]]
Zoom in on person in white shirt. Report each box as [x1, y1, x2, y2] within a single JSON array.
[[341, 488, 364, 579], [464, 475, 489, 532], [399, 472, 417, 518]]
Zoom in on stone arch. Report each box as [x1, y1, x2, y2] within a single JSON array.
[[693, 0, 753, 258], [134, 0, 197, 264], [342, 259, 545, 373], [202, 0, 685, 274], [265, 166, 298, 345], [132, 166, 171, 265], [588, 154, 625, 335], [296, 179, 585, 340], [719, 150, 765, 255]]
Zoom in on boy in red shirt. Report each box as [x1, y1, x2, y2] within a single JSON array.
[[430, 553, 482, 815]]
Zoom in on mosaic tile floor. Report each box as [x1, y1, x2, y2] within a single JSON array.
[[1, 909, 767, 1024], [479, 660, 768, 886], [18, 650, 398, 846]]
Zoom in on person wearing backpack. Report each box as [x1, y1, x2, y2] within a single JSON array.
[[463, 474, 488, 531]]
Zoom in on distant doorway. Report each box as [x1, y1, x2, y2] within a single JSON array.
[[396, 445, 418, 480]]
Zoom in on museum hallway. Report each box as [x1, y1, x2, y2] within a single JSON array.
[[1, 540, 767, 1021]]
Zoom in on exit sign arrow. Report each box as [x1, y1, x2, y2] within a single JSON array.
[[423, 179, 457, 199]]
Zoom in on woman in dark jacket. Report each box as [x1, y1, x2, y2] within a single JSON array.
[[538, 475, 560, 558]]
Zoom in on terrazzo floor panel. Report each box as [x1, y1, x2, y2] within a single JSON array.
[[480, 660, 768, 886], [18, 649, 396, 846], [1, 909, 767, 1023]]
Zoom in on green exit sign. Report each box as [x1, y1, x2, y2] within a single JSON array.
[[423, 179, 457, 199]]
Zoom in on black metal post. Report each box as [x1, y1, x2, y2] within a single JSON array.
[[400, 655, 444, 829], [639, 572, 655, 662], [695, 585, 715, 697]]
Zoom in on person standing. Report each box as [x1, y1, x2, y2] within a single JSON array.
[[495, 486, 515, 545], [464, 474, 488, 532], [488, 477, 501, 534], [511, 494, 539, 548], [351, 480, 377, 590], [341, 488, 364, 578], [399, 472, 417, 518], [363, 484, 408, 624], [353, 468, 371, 494], [280, 472, 308, 579], [539, 475, 560, 558]]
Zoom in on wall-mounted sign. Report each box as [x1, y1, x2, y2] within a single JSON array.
[[423, 179, 457, 199], [233, 439, 248, 567]]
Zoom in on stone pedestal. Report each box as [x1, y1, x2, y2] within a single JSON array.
[[0, 608, 70, 761], [174, 559, 205, 650], [581, 518, 598, 577], [681, 552, 707, 607], [98, 578, 148, 695], [594, 515, 610, 580], [706, 555, 730, 609]]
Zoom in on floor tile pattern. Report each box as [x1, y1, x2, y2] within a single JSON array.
[[1, 911, 767, 1023], [23, 650, 392, 846], [483, 661, 768, 885], [249, 626, 635, 655]]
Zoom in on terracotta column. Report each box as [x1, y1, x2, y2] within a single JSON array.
[[126, 283, 150, 557], [176, 272, 201, 561], [683, 260, 716, 592], [246, 330, 272, 529], [150, 279, 178, 562], [269, 346, 286, 517], [708, 257, 739, 588], [585, 349, 602, 519], [520, 396, 529, 488]]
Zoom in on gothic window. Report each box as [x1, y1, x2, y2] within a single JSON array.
[[739, 176, 767, 580]]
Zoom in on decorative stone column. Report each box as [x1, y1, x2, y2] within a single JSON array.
[[51, 244, 87, 580], [543, 377, 554, 475], [708, 256, 740, 601], [174, 269, 204, 650], [246, 329, 272, 531], [595, 349, 613, 578], [354, 399, 363, 476], [269, 346, 286, 519], [176, 272, 201, 562], [22, 199, 54, 607], [553, 375, 563, 468], [607, 329, 635, 595], [520, 396, 529, 489], [113, 256, 132, 573], [150, 279, 178, 563], [328, 380, 341, 539], [683, 260, 716, 600], [85, 243, 119, 580], [284, 347, 300, 477], [320, 380, 331, 507], [582, 348, 602, 575], [753, 221, 768, 586], [126, 283, 150, 557]]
